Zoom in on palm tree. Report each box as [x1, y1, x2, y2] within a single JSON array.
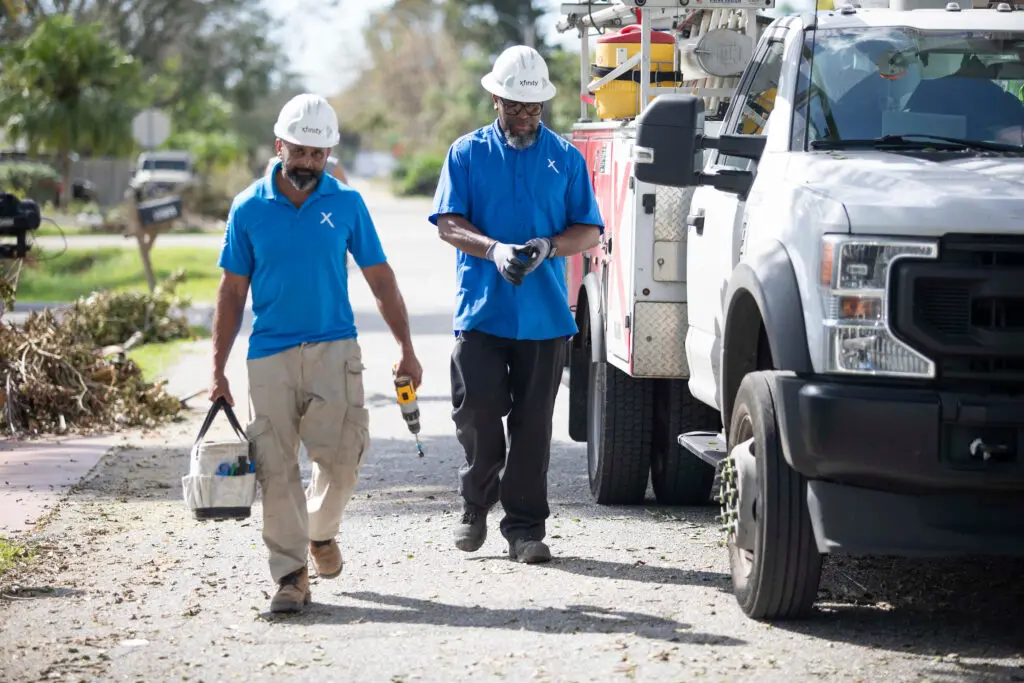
[[0, 15, 144, 207]]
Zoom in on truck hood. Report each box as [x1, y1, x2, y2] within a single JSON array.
[[793, 151, 1024, 236]]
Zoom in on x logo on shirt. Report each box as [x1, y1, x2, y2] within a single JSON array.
[[547, 159, 559, 174], [321, 212, 334, 228]]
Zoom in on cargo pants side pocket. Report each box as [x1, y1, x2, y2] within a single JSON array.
[[345, 358, 366, 408], [245, 416, 278, 487], [340, 406, 371, 468]]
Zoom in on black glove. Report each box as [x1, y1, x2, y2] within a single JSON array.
[[522, 237, 553, 275], [487, 241, 530, 286]]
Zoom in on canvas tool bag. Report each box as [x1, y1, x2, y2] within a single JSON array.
[[181, 398, 258, 521]]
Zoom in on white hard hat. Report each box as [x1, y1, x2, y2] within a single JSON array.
[[273, 93, 340, 148], [481, 45, 557, 103]]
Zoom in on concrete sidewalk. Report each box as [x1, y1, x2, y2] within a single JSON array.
[[0, 435, 125, 536]]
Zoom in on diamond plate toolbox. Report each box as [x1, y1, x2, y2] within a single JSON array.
[[653, 185, 694, 242], [632, 302, 689, 378]]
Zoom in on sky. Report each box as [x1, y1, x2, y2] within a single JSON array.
[[264, 0, 816, 97]]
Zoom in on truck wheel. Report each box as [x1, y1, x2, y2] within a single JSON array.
[[650, 379, 720, 506], [587, 358, 653, 504], [723, 371, 822, 620]]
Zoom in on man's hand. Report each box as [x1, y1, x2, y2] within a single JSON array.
[[395, 348, 423, 388], [487, 241, 530, 285], [209, 373, 234, 406], [522, 237, 553, 275]]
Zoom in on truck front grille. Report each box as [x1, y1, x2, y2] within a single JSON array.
[[890, 234, 1024, 384]]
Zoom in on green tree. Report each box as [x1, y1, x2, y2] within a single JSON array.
[[442, 0, 548, 56], [0, 14, 144, 206], [5, 1, 315, 162]]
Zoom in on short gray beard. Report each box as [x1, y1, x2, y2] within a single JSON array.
[[284, 168, 319, 192], [502, 127, 538, 150]]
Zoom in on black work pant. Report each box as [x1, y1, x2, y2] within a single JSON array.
[[450, 329, 566, 544]]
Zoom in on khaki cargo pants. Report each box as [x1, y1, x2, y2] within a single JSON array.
[[245, 338, 370, 583]]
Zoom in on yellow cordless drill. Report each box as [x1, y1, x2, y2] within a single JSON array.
[[393, 369, 424, 457]]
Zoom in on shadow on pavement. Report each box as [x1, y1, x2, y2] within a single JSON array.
[[264, 590, 746, 645], [463, 554, 731, 591], [542, 556, 730, 592], [774, 555, 1024, 662], [73, 431, 1024, 662]]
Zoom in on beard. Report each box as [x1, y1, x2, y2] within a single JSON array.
[[284, 166, 321, 192], [501, 121, 539, 150]]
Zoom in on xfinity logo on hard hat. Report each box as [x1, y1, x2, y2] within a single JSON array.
[[302, 126, 323, 135], [520, 80, 539, 87]]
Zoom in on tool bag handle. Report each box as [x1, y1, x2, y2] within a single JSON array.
[[194, 397, 247, 447]]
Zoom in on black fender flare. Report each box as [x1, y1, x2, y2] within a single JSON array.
[[582, 271, 605, 363], [721, 240, 813, 426]]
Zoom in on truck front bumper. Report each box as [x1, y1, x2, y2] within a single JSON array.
[[771, 375, 1024, 557]]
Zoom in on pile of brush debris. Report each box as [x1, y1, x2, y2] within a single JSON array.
[[0, 271, 194, 437]]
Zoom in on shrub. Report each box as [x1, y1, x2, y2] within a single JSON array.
[[391, 153, 445, 197], [0, 161, 60, 204]]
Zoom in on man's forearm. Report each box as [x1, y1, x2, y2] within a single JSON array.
[[437, 214, 494, 259], [212, 288, 246, 376], [552, 224, 602, 257], [369, 266, 414, 351]]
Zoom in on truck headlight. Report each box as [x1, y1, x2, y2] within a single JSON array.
[[819, 236, 938, 378]]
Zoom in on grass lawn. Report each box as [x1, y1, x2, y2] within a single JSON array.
[[0, 536, 33, 578], [129, 326, 210, 382], [35, 223, 213, 238], [35, 222, 91, 237], [16, 246, 222, 303]]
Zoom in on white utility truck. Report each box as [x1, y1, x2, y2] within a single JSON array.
[[560, 0, 1024, 620]]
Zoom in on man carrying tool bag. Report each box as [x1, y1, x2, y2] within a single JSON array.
[[429, 46, 603, 564], [209, 93, 422, 613]]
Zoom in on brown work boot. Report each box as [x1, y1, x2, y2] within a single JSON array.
[[309, 539, 343, 579], [269, 565, 311, 613]]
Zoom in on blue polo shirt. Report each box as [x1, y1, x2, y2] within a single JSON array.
[[429, 120, 604, 340], [218, 162, 387, 360]]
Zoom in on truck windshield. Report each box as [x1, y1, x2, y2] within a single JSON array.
[[795, 27, 1024, 150]]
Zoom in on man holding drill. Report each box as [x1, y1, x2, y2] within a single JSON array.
[[429, 45, 604, 564], [210, 93, 422, 613]]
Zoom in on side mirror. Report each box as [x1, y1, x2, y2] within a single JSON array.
[[633, 94, 704, 188], [633, 94, 768, 200]]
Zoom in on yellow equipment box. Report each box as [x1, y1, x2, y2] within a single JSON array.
[[591, 25, 681, 120]]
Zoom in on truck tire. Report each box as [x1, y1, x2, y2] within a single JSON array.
[[650, 379, 720, 506], [587, 358, 653, 505], [724, 371, 822, 620]]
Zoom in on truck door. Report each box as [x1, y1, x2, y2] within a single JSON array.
[[684, 39, 786, 410]]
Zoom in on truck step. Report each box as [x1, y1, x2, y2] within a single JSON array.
[[679, 436, 729, 505], [678, 431, 729, 504], [677, 431, 728, 467]]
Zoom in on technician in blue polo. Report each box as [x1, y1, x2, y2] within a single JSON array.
[[210, 93, 422, 614], [429, 45, 604, 565]]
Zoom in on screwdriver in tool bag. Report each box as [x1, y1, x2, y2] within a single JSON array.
[[393, 366, 424, 457]]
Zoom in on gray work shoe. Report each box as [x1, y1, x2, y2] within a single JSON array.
[[453, 506, 487, 552], [270, 565, 311, 613], [509, 539, 552, 564]]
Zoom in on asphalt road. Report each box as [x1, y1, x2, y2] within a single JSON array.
[[1, 184, 1023, 682]]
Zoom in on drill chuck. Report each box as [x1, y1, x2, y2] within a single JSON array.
[[399, 401, 421, 434]]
